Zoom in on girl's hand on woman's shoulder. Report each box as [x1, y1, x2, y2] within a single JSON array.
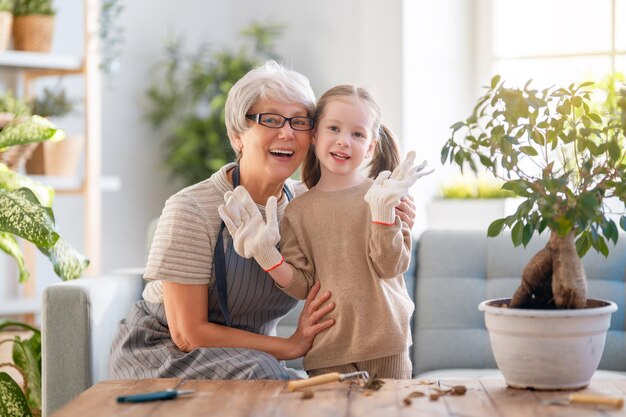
[[286, 282, 335, 359]]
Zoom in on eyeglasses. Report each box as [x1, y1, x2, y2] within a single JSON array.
[[246, 113, 314, 131]]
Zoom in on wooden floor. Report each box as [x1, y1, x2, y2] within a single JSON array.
[[51, 377, 626, 417]]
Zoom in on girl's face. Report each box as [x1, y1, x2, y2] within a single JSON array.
[[234, 98, 312, 185], [312, 97, 377, 186]]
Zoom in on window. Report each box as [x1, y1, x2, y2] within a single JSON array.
[[491, 0, 625, 87]]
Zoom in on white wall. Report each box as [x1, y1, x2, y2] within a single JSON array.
[[101, 0, 233, 271], [101, 0, 403, 271], [402, 0, 482, 234]]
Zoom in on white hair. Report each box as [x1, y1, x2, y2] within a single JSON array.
[[225, 61, 316, 157]]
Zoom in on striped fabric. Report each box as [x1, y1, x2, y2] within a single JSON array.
[[108, 164, 301, 380]]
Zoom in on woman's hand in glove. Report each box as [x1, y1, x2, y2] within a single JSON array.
[[218, 186, 283, 271]]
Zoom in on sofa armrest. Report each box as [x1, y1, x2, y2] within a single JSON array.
[[42, 274, 144, 416]]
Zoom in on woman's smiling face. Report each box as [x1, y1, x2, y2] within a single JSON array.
[[235, 98, 312, 183]]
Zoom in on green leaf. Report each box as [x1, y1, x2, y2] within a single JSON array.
[[588, 113, 602, 123], [440, 144, 450, 165], [519, 146, 538, 156], [450, 121, 465, 132], [0, 164, 54, 208], [515, 199, 535, 217], [593, 235, 610, 258], [0, 188, 59, 249], [511, 220, 524, 247], [575, 232, 592, 257], [502, 179, 533, 197], [12, 333, 41, 411], [621, 216, 626, 232], [571, 95, 583, 107], [0, 116, 65, 148], [0, 231, 28, 283], [454, 150, 464, 167], [39, 237, 89, 281], [0, 372, 32, 417], [604, 219, 619, 245], [522, 223, 534, 247], [0, 321, 39, 334], [487, 218, 507, 237], [608, 140, 621, 161], [531, 130, 545, 145], [491, 75, 501, 89]]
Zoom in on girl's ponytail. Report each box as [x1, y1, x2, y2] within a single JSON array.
[[368, 124, 400, 178], [302, 146, 321, 189]]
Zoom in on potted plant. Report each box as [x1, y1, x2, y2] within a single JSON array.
[[441, 75, 626, 389], [25, 84, 82, 176], [0, 115, 88, 417], [12, 0, 55, 52], [0, 90, 37, 169], [144, 21, 285, 187], [0, 0, 14, 51]]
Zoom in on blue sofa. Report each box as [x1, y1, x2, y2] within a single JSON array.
[[42, 229, 626, 415]]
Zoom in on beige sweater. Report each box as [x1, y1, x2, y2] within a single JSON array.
[[280, 179, 414, 370]]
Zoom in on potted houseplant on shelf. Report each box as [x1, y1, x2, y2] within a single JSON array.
[[25, 84, 82, 176], [427, 176, 517, 229], [12, 0, 55, 52], [0, 90, 38, 170], [0, 0, 14, 51], [441, 75, 626, 390], [144, 21, 285, 187], [0, 115, 89, 417]]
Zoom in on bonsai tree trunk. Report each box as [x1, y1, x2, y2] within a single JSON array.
[[510, 231, 587, 309]]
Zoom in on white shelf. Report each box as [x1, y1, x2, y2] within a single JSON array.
[[0, 298, 40, 315], [0, 50, 82, 71]]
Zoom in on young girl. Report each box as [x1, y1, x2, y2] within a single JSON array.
[[219, 85, 432, 378]]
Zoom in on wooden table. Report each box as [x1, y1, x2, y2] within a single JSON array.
[[50, 377, 626, 417]]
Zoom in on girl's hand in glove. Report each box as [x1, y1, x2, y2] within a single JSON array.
[[218, 186, 284, 271], [364, 151, 434, 225]]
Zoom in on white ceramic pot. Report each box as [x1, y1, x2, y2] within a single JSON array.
[[479, 298, 617, 390]]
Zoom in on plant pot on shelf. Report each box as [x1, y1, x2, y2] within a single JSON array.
[[479, 298, 617, 390], [0, 113, 40, 170], [25, 134, 82, 176], [0, 11, 12, 51], [12, 14, 54, 52]]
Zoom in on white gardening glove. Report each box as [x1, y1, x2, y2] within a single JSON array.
[[364, 151, 434, 225], [217, 186, 284, 271]]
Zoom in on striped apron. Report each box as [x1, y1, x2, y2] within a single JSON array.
[[109, 183, 300, 380]]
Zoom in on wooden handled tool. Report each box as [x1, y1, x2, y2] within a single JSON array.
[[287, 372, 341, 391], [568, 393, 624, 409], [287, 371, 369, 392], [543, 393, 624, 409]]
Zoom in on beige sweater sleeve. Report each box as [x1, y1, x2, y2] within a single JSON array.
[[277, 207, 315, 300], [368, 218, 412, 279]]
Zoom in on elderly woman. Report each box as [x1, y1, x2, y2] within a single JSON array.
[[109, 61, 415, 380]]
